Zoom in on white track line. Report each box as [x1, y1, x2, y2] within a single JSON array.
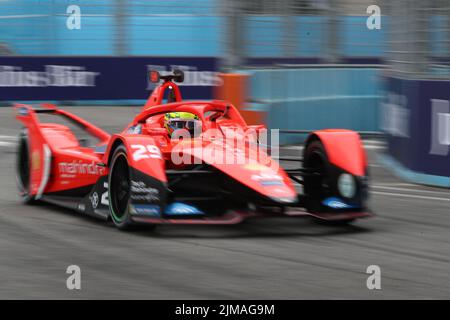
[[280, 146, 303, 150], [371, 191, 450, 202], [0, 135, 17, 148], [375, 182, 417, 186], [372, 185, 450, 196], [0, 135, 17, 140], [0, 141, 15, 147], [364, 145, 385, 150]]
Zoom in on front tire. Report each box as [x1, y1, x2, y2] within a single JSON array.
[[108, 145, 134, 230], [303, 140, 329, 212], [304, 139, 355, 226]]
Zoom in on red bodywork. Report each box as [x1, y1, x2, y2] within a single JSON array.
[[14, 78, 372, 225]]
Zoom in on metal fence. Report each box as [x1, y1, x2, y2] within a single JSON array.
[[0, 0, 223, 56], [230, 0, 385, 63], [0, 0, 449, 77], [386, 0, 450, 79]]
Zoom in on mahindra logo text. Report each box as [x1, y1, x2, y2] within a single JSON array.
[[59, 161, 105, 175]]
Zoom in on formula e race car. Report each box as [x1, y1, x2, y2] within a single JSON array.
[[14, 70, 372, 230]]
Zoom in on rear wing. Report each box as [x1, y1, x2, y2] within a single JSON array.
[[14, 103, 110, 143], [14, 103, 111, 200]]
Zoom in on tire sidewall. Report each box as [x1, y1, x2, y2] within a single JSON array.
[[108, 145, 133, 229], [304, 140, 356, 225], [303, 140, 329, 211]]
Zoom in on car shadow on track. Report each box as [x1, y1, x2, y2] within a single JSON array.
[[31, 202, 373, 239], [133, 219, 373, 240]]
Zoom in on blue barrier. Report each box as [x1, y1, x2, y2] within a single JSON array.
[[127, 16, 223, 57], [382, 76, 450, 181], [244, 68, 382, 144], [378, 153, 450, 188], [0, 1, 385, 58]]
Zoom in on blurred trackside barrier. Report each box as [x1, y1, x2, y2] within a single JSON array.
[[225, 68, 382, 144], [0, 1, 446, 63], [214, 73, 265, 125], [0, 1, 389, 59], [380, 76, 450, 187], [378, 1, 450, 187]]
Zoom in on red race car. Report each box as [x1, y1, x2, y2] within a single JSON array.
[[14, 70, 372, 230]]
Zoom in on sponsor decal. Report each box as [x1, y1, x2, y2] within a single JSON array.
[[17, 107, 28, 116], [58, 160, 105, 176], [251, 173, 283, 186], [0, 65, 99, 87], [130, 204, 161, 216], [0, 57, 218, 100], [429, 99, 450, 156], [101, 182, 109, 206], [322, 197, 358, 209], [90, 192, 99, 209], [130, 181, 160, 202], [164, 202, 204, 216], [260, 180, 283, 186], [381, 93, 410, 138]]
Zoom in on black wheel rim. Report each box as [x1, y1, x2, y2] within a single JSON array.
[[111, 154, 130, 222]]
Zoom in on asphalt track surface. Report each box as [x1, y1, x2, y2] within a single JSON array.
[[0, 106, 450, 299]]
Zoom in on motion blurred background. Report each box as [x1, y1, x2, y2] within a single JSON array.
[[2, 0, 450, 300], [0, 0, 449, 185]]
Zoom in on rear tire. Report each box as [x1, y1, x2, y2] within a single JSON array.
[[16, 130, 36, 204]]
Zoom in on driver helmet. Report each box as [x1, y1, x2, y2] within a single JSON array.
[[164, 112, 201, 137]]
